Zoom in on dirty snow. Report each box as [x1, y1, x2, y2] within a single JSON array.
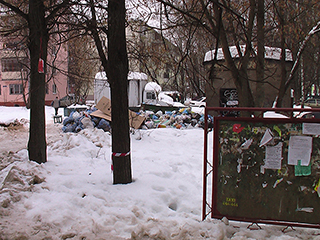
[[0, 106, 319, 239]]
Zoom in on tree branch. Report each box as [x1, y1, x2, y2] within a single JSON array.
[[0, 0, 28, 20]]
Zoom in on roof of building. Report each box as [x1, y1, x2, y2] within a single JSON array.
[[204, 45, 293, 63], [144, 82, 162, 92], [95, 71, 148, 81]]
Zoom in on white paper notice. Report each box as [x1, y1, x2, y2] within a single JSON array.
[[259, 128, 273, 147], [288, 136, 312, 166], [303, 123, 320, 135], [264, 142, 283, 169]]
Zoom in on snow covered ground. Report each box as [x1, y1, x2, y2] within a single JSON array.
[[0, 106, 319, 239]]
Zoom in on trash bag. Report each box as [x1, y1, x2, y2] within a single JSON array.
[[81, 117, 94, 129], [63, 117, 74, 126], [97, 119, 111, 132], [90, 116, 101, 127], [62, 123, 77, 133]]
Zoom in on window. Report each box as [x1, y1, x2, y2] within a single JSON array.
[[9, 84, 23, 94], [1, 58, 27, 72], [52, 83, 57, 94], [146, 92, 156, 100]]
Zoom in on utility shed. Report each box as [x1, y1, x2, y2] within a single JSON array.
[[203, 45, 294, 108], [94, 71, 148, 107]]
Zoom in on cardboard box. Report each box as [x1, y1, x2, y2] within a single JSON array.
[[95, 96, 112, 115], [90, 109, 111, 121], [91, 96, 145, 129]]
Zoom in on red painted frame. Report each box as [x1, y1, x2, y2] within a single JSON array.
[[203, 107, 320, 228]]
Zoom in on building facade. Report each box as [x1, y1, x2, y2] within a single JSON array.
[[0, 36, 69, 106], [126, 20, 182, 90], [203, 45, 294, 109]]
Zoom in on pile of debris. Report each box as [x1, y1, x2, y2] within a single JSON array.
[[140, 108, 211, 129], [0, 119, 27, 129], [61, 97, 213, 133], [62, 109, 111, 133]]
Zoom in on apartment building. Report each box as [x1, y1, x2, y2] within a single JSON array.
[[0, 36, 69, 106]]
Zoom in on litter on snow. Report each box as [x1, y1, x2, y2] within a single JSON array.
[[61, 97, 213, 133]]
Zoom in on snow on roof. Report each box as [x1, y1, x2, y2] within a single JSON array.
[[128, 71, 148, 80], [204, 45, 293, 63], [94, 71, 148, 81], [144, 82, 162, 92], [158, 92, 174, 104], [94, 71, 107, 80], [67, 104, 89, 109]]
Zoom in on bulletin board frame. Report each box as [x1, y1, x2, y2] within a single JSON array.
[[202, 107, 320, 229]]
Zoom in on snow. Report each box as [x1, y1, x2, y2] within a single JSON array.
[[126, 0, 161, 29], [95, 71, 148, 81], [158, 92, 174, 105], [128, 72, 148, 80], [0, 106, 319, 239], [144, 82, 162, 92], [263, 111, 289, 118], [67, 104, 89, 109], [204, 45, 293, 63], [293, 105, 312, 118]]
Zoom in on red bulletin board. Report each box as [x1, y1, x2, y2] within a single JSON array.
[[203, 107, 320, 228]]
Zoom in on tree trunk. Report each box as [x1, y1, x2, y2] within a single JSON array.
[[256, 0, 265, 107], [108, 0, 132, 184], [216, 3, 255, 111], [27, 0, 48, 164], [275, 0, 287, 108], [235, 70, 255, 109], [276, 35, 287, 108]]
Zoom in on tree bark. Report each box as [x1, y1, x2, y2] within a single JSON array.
[[108, 0, 132, 184], [27, 0, 48, 164], [256, 0, 265, 107], [214, 2, 255, 112], [275, 0, 287, 108]]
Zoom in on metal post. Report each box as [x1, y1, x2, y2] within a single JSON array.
[[202, 107, 209, 220]]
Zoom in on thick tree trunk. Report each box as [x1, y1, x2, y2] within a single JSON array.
[[275, 1, 287, 108], [108, 0, 132, 184], [256, 0, 265, 107], [217, 4, 255, 111], [276, 37, 287, 108], [235, 70, 255, 109], [27, 0, 48, 164]]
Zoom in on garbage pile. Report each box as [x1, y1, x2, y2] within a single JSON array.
[[61, 107, 213, 133], [140, 108, 213, 129], [62, 108, 111, 133]]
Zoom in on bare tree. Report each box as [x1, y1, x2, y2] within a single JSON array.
[[68, 35, 100, 102], [152, 0, 320, 108], [71, 0, 132, 184], [274, 20, 320, 106], [118, 1, 204, 100], [0, 0, 72, 163], [108, 0, 132, 184], [275, 0, 320, 104]]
